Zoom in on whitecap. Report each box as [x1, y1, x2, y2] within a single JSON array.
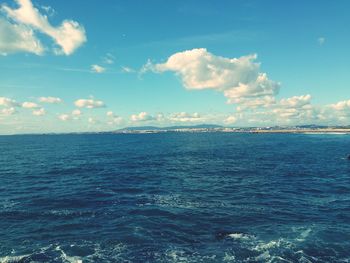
[[228, 233, 254, 241], [55, 246, 83, 263], [222, 252, 236, 262], [0, 254, 30, 263], [296, 228, 312, 242]]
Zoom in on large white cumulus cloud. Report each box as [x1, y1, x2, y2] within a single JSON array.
[[152, 48, 280, 104], [1, 0, 86, 55], [0, 17, 44, 55]]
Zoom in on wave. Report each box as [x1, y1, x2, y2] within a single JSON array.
[[1, 227, 349, 262], [0, 242, 130, 263]]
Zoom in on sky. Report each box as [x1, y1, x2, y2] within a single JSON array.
[[0, 0, 350, 134]]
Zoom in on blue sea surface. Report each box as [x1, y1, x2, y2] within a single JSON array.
[[0, 133, 350, 262]]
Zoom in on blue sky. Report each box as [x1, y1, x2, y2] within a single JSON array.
[[0, 0, 350, 134]]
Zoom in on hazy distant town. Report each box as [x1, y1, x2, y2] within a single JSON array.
[[112, 124, 350, 134]]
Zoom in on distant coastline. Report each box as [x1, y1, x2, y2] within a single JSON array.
[[113, 125, 350, 134], [3, 124, 350, 136]]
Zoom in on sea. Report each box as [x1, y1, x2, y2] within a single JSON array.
[[0, 133, 349, 263]]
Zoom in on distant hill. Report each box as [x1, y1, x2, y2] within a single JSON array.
[[295, 124, 329, 129], [115, 124, 223, 132]]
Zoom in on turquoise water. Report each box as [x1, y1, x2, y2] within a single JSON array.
[[0, 133, 349, 262]]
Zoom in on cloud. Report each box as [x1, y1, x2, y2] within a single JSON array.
[[57, 109, 81, 121], [91, 64, 106, 73], [38, 96, 62, 103], [32, 108, 45, 116], [330, 99, 350, 111], [121, 66, 135, 73], [268, 95, 314, 120], [148, 48, 280, 105], [169, 112, 202, 122], [318, 37, 325, 46], [58, 114, 70, 121], [2, 0, 86, 55], [40, 5, 55, 17], [87, 117, 102, 125], [1, 107, 17, 116], [103, 53, 115, 64], [106, 111, 114, 117], [130, 112, 156, 122], [0, 17, 44, 55], [279, 94, 312, 108], [72, 109, 82, 116], [230, 94, 323, 125], [235, 96, 276, 111], [0, 97, 20, 107], [22, 101, 39, 108], [225, 115, 237, 124], [106, 111, 123, 125], [74, 98, 105, 109]]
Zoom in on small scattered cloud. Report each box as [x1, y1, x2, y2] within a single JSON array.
[[87, 117, 102, 125], [0, 97, 20, 107], [169, 112, 202, 122], [72, 109, 82, 116], [1, 107, 17, 116], [103, 53, 115, 64], [330, 99, 350, 111], [32, 108, 45, 116], [58, 109, 81, 121], [91, 64, 106, 73], [279, 94, 311, 109], [22, 101, 39, 109], [130, 112, 156, 122], [106, 111, 123, 125], [225, 115, 237, 124], [318, 37, 325, 46], [38, 96, 62, 104], [58, 114, 70, 121], [106, 111, 114, 117], [74, 98, 106, 109], [121, 66, 135, 73], [1, 0, 86, 55]]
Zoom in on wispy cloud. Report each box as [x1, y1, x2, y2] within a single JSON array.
[[91, 64, 106, 73], [38, 96, 62, 104]]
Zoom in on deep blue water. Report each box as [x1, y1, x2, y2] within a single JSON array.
[[0, 133, 350, 262]]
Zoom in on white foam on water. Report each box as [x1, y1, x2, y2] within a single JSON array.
[[0, 254, 30, 263], [223, 227, 319, 262], [0, 200, 18, 211], [48, 209, 75, 216], [162, 249, 217, 263], [296, 228, 312, 242], [222, 252, 236, 262], [254, 239, 283, 251], [151, 194, 202, 209], [165, 250, 190, 263], [228, 233, 254, 241], [254, 250, 271, 261], [55, 246, 83, 263], [84, 242, 132, 263]]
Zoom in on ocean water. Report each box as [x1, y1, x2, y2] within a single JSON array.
[[0, 133, 350, 263]]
